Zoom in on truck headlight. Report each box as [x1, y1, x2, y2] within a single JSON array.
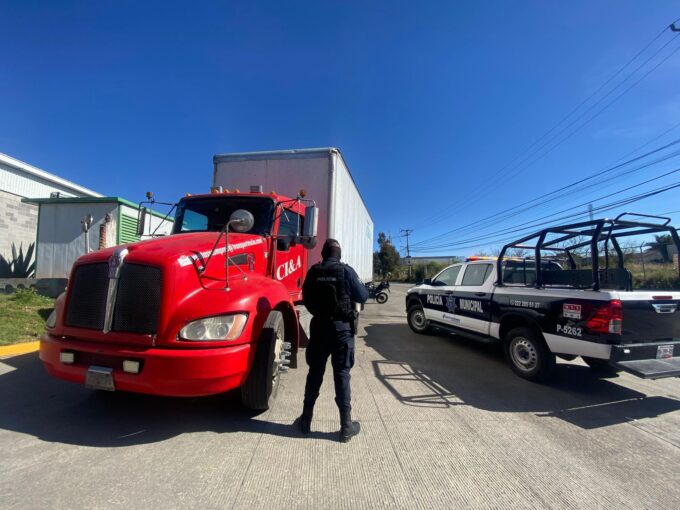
[[179, 314, 248, 341], [46, 309, 57, 328]]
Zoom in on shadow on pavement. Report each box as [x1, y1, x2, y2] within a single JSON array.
[[0, 352, 336, 447], [363, 323, 680, 429]]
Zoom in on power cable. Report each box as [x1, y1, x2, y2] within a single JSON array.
[[410, 19, 680, 230], [412, 173, 680, 251], [411, 137, 680, 247]]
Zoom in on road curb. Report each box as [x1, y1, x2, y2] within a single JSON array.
[[0, 341, 40, 358]]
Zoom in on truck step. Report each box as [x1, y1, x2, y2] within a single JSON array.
[[612, 357, 680, 379]]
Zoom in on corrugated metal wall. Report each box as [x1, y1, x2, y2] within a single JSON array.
[[120, 204, 173, 238], [37, 202, 117, 278], [1, 161, 79, 199], [330, 153, 374, 282]]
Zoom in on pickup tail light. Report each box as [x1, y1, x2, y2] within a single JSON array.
[[586, 300, 622, 335]]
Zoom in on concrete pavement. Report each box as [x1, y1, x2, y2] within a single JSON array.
[[1, 283, 679, 509]]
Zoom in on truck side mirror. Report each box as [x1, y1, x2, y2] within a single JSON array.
[[229, 209, 255, 233], [137, 207, 147, 237], [301, 205, 318, 249], [423, 278, 432, 285]]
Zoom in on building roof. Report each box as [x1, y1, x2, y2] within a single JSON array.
[[21, 196, 170, 220], [0, 151, 102, 198]]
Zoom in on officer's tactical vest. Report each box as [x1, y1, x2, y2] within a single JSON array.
[[304, 262, 353, 321]]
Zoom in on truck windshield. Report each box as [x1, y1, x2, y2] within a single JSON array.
[[172, 197, 275, 235]]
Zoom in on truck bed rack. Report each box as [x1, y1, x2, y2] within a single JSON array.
[[496, 213, 680, 291]]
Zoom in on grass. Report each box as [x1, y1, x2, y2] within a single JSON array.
[[0, 289, 54, 346]]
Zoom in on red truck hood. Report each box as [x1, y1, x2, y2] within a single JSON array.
[[77, 232, 267, 270]]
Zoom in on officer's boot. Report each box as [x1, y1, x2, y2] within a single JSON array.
[[339, 410, 361, 443], [296, 406, 313, 435]]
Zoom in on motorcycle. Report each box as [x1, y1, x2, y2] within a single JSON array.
[[365, 280, 390, 304]]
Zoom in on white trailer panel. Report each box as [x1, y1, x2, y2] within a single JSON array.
[[213, 148, 373, 281]]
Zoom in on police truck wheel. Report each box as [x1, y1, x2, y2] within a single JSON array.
[[504, 327, 555, 382], [376, 292, 389, 304], [241, 311, 284, 410], [407, 304, 432, 335]]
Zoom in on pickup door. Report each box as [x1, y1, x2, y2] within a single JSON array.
[[421, 264, 462, 323], [453, 263, 494, 335]]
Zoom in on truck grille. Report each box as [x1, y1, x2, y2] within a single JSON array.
[[112, 264, 162, 334], [65, 262, 161, 334], [65, 263, 109, 330]]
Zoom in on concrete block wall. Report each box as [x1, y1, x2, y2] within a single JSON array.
[[0, 190, 38, 260]]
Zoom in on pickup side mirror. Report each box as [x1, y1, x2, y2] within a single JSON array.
[[301, 205, 318, 249], [423, 278, 432, 285], [137, 207, 147, 237]]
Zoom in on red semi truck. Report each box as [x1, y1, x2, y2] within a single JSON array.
[[40, 148, 373, 410]]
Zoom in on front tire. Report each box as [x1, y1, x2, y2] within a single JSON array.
[[376, 292, 389, 304], [241, 311, 284, 410], [407, 304, 432, 335], [504, 327, 555, 382]]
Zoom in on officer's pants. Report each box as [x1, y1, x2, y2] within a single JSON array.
[[303, 318, 355, 414]]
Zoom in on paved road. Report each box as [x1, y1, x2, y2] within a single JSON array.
[[1, 283, 679, 509]]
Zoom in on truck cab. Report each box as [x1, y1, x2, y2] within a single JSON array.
[[40, 187, 318, 410]]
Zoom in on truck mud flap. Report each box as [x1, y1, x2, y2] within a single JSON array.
[[610, 342, 680, 379]]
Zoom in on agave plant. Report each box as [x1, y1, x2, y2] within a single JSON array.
[[0, 242, 36, 278]]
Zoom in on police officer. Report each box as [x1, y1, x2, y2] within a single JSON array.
[[297, 238, 369, 442]]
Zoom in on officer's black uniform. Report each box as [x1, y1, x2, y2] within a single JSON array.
[[298, 239, 368, 442]]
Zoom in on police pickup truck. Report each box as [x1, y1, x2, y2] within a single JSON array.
[[405, 214, 680, 381]]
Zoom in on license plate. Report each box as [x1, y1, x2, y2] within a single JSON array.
[[656, 345, 674, 360], [85, 366, 115, 391]]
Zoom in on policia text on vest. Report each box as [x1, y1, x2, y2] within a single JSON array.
[[297, 239, 369, 443]]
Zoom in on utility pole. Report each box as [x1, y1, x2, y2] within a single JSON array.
[[400, 228, 414, 280], [588, 203, 594, 221]]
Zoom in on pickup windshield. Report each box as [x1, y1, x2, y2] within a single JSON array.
[[172, 196, 275, 235]]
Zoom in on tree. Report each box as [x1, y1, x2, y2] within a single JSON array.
[[374, 232, 400, 279], [648, 234, 672, 263]]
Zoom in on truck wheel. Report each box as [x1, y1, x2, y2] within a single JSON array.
[[407, 304, 432, 335], [582, 356, 620, 375], [505, 327, 555, 382], [376, 292, 389, 304], [241, 311, 285, 410]]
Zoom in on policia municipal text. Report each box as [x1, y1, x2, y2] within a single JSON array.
[[297, 239, 369, 442]]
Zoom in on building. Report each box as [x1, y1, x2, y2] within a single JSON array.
[[23, 197, 173, 278], [0, 151, 101, 261]]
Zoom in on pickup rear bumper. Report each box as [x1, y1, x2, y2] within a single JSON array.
[[40, 334, 252, 396], [609, 341, 680, 379]]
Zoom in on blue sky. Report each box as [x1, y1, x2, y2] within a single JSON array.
[[2, 1, 679, 256]]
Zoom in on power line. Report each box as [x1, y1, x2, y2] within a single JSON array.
[[412, 175, 680, 251], [411, 136, 680, 247], [410, 19, 680, 230]]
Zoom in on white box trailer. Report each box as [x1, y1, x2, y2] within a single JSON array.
[[213, 148, 373, 282]]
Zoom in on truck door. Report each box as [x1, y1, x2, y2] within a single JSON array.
[[421, 264, 462, 323], [274, 206, 306, 301], [454, 263, 494, 334]]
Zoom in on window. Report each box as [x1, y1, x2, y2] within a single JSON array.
[[180, 209, 208, 232], [172, 197, 275, 235], [432, 265, 461, 286], [278, 208, 302, 237], [461, 264, 493, 286]]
